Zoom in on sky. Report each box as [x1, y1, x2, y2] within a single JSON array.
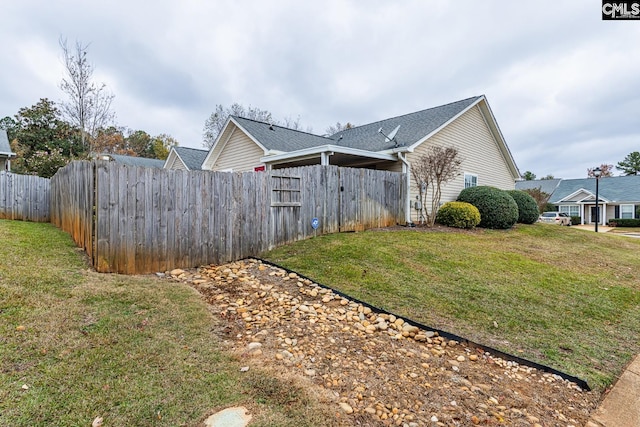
[[1, 0, 639, 179]]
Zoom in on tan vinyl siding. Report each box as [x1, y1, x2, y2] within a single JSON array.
[[407, 105, 516, 208], [211, 128, 265, 172], [164, 151, 187, 170]]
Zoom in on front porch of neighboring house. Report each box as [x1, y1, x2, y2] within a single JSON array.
[[557, 189, 611, 225]]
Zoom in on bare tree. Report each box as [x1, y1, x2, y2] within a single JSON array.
[[325, 121, 354, 136], [59, 37, 115, 153], [202, 104, 313, 148], [411, 146, 461, 226], [203, 104, 274, 148]]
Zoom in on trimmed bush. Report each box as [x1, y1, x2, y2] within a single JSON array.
[[457, 186, 519, 229], [436, 201, 481, 229], [608, 218, 640, 227], [507, 190, 539, 224], [571, 216, 581, 226]]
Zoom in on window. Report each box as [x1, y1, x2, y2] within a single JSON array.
[[621, 204, 634, 219], [559, 205, 580, 217], [464, 173, 477, 189]]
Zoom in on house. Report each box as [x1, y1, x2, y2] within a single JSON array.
[[164, 146, 208, 171], [202, 95, 520, 224], [97, 153, 165, 169], [0, 130, 16, 171], [549, 176, 640, 225]]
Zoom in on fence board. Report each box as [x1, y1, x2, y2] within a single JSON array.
[[49, 162, 406, 274], [0, 171, 50, 222]]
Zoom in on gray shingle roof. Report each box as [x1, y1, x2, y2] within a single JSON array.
[[550, 176, 640, 203], [173, 146, 208, 170], [327, 96, 483, 151], [102, 153, 165, 169], [515, 179, 562, 195], [231, 96, 482, 153], [232, 116, 332, 152], [0, 130, 15, 156]]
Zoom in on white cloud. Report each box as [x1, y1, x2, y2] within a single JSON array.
[[0, 0, 638, 179]]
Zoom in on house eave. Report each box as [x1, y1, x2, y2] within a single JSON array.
[[261, 145, 397, 165]]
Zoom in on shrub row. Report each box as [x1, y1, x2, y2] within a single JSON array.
[[608, 218, 640, 227], [435, 187, 539, 230]]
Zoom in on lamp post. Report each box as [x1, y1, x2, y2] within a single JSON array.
[[593, 167, 601, 232]]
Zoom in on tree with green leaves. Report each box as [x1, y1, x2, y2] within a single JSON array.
[[522, 170, 536, 180], [616, 151, 640, 175], [150, 134, 177, 160], [9, 98, 79, 176]]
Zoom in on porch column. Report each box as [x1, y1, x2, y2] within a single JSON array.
[[398, 152, 412, 225], [602, 203, 607, 225], [321, 152, 330, 166]]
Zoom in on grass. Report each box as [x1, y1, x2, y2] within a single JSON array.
[[262, 223, 640, 391], [0, 220, 338, 427]]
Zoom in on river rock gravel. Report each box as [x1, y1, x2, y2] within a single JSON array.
[[166, 259, 600, 427]]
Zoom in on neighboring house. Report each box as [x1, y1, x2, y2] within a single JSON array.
[[96, 153, 165, 169], [0, 130, 16, 172], [549, 176, 640, 225], [202, 95, 520, 223], [164, 146, 208, 171]]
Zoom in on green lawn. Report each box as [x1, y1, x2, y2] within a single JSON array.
[[262, 223, 640, 390], [0, 220, 337, 427]]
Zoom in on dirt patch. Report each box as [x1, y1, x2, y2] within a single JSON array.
[[167, 259, 600, 426]]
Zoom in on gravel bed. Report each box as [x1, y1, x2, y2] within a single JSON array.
[[166, 259, 600, 427]]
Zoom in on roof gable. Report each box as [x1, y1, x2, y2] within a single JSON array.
[[551, 175, 640, 203], [172, 146, 208, 170], [0, 130, 16, 157]]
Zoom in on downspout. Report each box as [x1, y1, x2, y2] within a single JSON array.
[[397, 152, 413, 226]]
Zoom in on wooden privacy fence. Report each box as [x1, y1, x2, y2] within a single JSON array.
[[0, 171, 50, 222], [51, 161, 406, 274]]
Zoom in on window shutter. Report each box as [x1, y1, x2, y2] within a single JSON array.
[[615, 205, 620, 218]]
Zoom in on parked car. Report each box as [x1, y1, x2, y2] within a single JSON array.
[[538, 212, 572, 226]]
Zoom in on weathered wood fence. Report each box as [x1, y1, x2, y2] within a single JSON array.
[[0, 171, 50, 222], [50, 161, 406, 274]]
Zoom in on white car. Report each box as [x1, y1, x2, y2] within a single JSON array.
[[538, 212, 572, 226]]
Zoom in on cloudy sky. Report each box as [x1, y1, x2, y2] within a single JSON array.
[[1, 1, 638, 179]]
